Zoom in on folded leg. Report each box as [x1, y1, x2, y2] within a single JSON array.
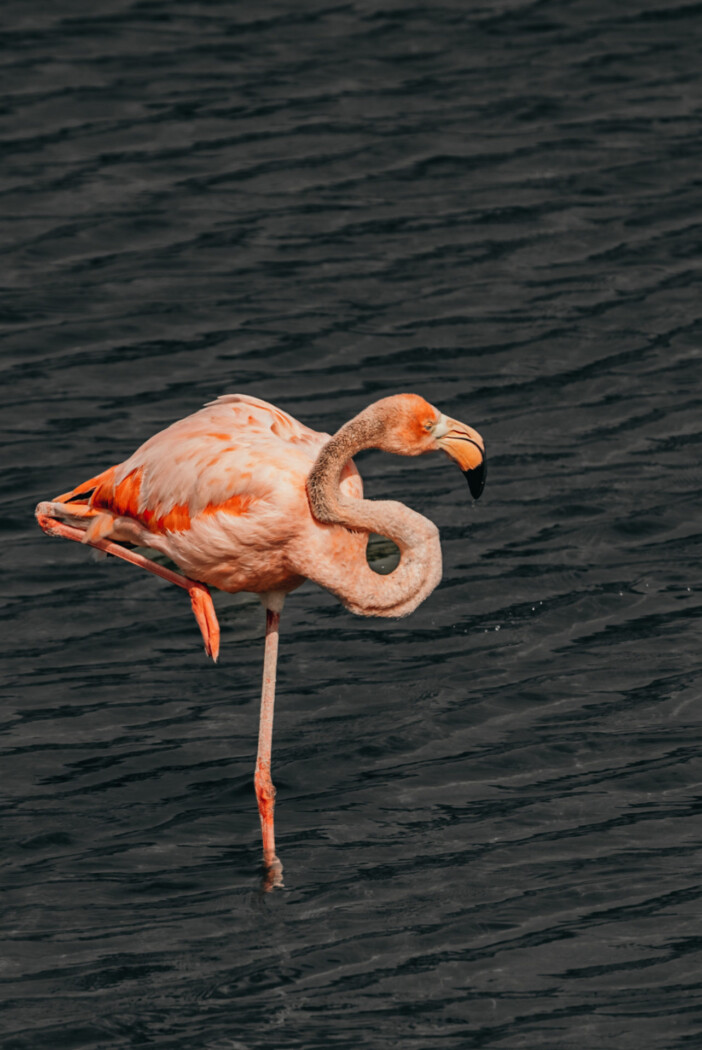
[[36, 502, 220, 661]]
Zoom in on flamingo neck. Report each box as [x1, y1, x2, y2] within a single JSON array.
[[305, 406, 442, 618]]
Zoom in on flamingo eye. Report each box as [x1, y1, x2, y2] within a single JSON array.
[[424, 420, 435, 433]]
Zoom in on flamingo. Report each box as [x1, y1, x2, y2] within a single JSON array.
[[35, 393, 486, 885]]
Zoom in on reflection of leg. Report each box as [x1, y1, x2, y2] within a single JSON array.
[[254, 602, 284, 889], [35, 505, 220, 661]]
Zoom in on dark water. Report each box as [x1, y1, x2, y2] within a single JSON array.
[[2, 1, 702, 1047]]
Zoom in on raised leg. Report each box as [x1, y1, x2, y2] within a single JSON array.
[[36, 506, 220, 661], [254, 596, 285, 889]]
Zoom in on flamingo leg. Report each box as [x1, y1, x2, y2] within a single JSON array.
[[35, 507, 220, 661], [254, 603, 284, 889]]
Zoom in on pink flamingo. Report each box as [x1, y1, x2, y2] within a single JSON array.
[[36, 393, 486, 885]]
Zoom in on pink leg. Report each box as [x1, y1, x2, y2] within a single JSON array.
[[254, 604, 284, 889], [36, 510, 220, 662]]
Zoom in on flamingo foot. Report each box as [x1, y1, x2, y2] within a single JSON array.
[[261, 854, 284, 892], [189, 584, 220, 663]]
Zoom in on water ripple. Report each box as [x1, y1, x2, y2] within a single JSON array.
[[2, 0, 702, 1047]]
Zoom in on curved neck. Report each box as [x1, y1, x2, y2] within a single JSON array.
[[304, 410, 442, 618]]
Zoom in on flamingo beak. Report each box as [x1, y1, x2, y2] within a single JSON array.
[[436, 417, 487, 499]]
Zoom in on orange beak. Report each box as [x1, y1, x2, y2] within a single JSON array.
[[437, 418, 487, 499]]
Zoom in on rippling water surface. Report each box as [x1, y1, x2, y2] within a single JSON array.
[[2, 1, 702, 1047]]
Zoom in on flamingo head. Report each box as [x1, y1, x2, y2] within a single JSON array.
[[374, 394, 487, 499]]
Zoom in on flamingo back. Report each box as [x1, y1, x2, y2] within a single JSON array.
[[81, 395, 362, 595]]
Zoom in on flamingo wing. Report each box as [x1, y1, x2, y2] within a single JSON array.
[[88, 394, 328, 536], [50, 394, 363, 594]]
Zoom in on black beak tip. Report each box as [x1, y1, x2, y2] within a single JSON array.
[[464, 456, 486, 500]]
